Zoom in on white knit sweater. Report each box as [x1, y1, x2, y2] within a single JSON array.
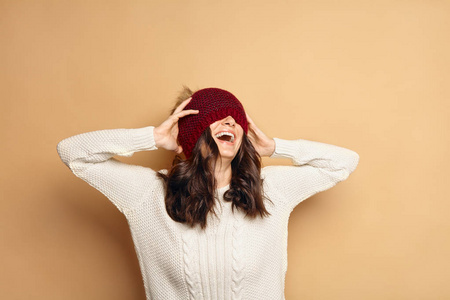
[[56, 125, 359, 300]]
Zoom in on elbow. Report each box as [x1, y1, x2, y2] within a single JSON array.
[[346, 150, 360, 175], [335, 150, 359, 179], [56, 139, 71, 167], [56, 139, 95, 175], [337, 151, 359, 181]]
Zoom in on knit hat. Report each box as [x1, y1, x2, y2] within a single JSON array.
[[178, 87, 248, 158]]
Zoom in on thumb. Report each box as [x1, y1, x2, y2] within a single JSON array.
[[174, 145, 183, 154]]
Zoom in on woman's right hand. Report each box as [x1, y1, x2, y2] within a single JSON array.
[[153, 97, 199, 154]]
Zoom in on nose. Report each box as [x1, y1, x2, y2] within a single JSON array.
[[222, 116, 236, 127]]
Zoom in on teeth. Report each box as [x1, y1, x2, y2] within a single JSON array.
[[215, 131, 235, 142]]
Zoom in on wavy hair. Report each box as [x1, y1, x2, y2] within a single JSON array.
[[157, 87, 271, 229]]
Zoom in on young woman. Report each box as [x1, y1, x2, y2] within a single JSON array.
[[57, 87, 359, 300]]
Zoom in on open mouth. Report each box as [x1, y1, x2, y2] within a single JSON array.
[[215, 131, 235, 143]]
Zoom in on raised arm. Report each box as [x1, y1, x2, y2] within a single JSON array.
[[56, 126, 159, 213], [57, 97, 199, 214], [263, 137, 360, 212], [245, 113, 359, 212]]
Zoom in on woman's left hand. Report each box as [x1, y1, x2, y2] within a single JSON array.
[[246, 113, 275, 157]]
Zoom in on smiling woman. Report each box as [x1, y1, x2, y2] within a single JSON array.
[[157, 87, 269, 230], [210, 116, 243, 160], [56, 86, 359, 300]]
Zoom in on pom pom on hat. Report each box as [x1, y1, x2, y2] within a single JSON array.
[[178, 88, 248, 158]]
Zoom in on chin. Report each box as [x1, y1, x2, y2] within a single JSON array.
[[218, 151, 237, 160], [218, 145, 242, 161], [214, 139, 241, 160]]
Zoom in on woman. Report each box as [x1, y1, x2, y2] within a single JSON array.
[[57, 87, 359, 300]]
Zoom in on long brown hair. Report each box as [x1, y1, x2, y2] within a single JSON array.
[[157, 116, 271, 229]]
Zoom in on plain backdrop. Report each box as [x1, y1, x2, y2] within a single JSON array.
[[1, 1, 449, 299]]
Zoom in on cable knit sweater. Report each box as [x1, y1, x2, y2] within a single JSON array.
[[56, 125, 359, 300]]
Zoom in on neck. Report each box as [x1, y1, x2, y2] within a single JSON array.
[[215, 158, 232, 188]]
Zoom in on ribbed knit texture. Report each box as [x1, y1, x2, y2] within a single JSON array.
[[178, 88, 248, 158], [56, 125, 359, 300]]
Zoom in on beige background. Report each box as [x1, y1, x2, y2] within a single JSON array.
[[1, 0, 449, 299]]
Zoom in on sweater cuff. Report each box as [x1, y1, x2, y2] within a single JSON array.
[[270, 138, 300, 161], [131, 126, 158, 151]]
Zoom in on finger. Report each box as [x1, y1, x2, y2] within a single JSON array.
[[166, 109, 198, 125], [173, 97, 193, 114], [174, 109, 199, 119], [245, 113, 257, 132], [174, 145, 183, 154], [245, 112, 255, 125], [246, 115, 264, 138]]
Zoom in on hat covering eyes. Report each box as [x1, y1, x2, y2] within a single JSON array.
[[177, 87, 248, 158]]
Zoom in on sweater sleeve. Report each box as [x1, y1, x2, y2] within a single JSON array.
[[56, 126, 159, 213], [262, 137, 360, 212]]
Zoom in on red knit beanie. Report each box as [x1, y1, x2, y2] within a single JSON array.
[[178, 87, 248, 158]]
